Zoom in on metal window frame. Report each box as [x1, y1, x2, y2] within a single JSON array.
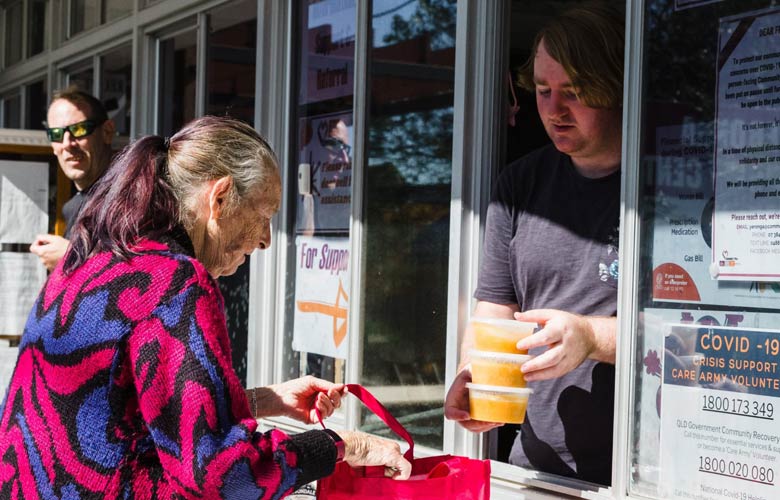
[[247, 0, 288, 392], [142, 0, 231, 135], [613, 0, 646, 498], [1, 6, 5, 69], [445, 0, 509, 462]]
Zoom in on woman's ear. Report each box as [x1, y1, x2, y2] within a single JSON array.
[[206, 176, 234, 221]]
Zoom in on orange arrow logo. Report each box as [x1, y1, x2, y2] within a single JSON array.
[[296, 279, 349, 347]]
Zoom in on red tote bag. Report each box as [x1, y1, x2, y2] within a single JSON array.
[[316, 384, 490, 500]]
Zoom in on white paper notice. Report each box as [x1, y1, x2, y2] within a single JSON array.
[[0, 253, 46, 334], [302, 0, 355, 105], [292, 235, 350, 359], [652, 123, 780, 307], [653, 123, 714, 303], [659, 324, 780, 500], [712, 8, 780, 280], [0, 160, 49, 244], [0, 346, 19, 397]]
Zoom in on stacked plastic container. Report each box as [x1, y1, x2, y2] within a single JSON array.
[[466, 317, 537, 424]]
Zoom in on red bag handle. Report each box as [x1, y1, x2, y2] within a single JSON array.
[[316, 383, 415, 462]]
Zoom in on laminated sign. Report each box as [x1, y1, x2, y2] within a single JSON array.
[[293, 235, 350, 359]]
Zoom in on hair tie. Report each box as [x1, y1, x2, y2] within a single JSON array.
[[163, 136, 171, 150]]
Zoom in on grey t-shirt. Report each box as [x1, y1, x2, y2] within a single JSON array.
[[475, 144, 620, 485]]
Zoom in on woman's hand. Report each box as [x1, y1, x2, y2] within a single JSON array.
[[337, 430, 412, 480], [250, 376, 346, 424]]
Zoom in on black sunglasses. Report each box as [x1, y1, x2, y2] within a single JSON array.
[[44, 119, 103, 143], [322, 137, 351, 156]]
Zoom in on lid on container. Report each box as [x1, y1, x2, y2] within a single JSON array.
[[466, 383, 534, 395], [469, 349, 532, 364], [469, 316, 537, 331]]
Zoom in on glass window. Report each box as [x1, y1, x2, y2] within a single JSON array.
[[25, 80, 46, 130], [205, 0, 258, 384], [157, 29, 197, 137], [103, 0, 131, 23], [206, 0, 256, 125], [282, 0, 356, 387], [631, 1, 780, 498], [2, 93, 22, 128], [27, 0, 46, 57], [100, 44, 132, 137], [359, 0, 457, 450], [65, 64, 94, 93], [5, 1, 23, 66], [70, 0, 100, 37]]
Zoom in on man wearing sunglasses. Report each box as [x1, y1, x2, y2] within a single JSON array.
[[30, 87, 115, 270]]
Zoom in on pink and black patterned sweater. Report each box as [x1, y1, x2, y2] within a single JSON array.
[[0, 231, 335, 499]]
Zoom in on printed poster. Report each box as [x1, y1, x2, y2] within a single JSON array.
[[300, 0, 355, 105], [296, 112, 353, 235], [652, 123, 715, 303], [635, 308, 780, 488], [659, 324, 780, 499], [652, 123, 780, 307], [712, 7, 780, 280], [0, 161, 48, 244], [293, 235, 350, 359]]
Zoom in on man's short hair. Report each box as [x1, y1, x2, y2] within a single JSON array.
[[517, 2, 624, 109], [49, 85, 109, 123]]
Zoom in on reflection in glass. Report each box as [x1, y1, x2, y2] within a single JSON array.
[[283, 0, 356, 387], [28, 0, 46, 57], [361, 0, 457, 450], [26, 80, 46, 130], [157, 30, 197, 137], [206, 0, 257, 125], [631, 0, 780, 496], [70, 0, 100, 36], [5, 1, 23, 66], [104, 0, 131, 23], [101, 45, 132, 137], [2, 94, 22, 129], [66, 66, 94, 94], [206, 0, 258, 385]]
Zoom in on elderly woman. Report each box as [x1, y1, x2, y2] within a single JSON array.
[[0, 116, 410, 498]]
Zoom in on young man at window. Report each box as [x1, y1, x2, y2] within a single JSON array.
[[30, 87, 115, 270], [444, 2, 624, 485]]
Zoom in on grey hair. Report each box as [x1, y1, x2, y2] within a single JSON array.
[[164, 116, 278, 229]]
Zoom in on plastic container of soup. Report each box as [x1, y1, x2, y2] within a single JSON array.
[[469, 350, 532, 387], [470, 317, 536, 354], [466, 383, 533, 424]]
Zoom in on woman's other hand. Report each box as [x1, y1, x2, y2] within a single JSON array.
[[337, 430, 412, 480], [264, 375, 346, 424]]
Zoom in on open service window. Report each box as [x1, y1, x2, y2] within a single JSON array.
[[626, 1, 780, 499]]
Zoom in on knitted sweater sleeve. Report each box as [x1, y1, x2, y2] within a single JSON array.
[[126, 260, 336, 498]]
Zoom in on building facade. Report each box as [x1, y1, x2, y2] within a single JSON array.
[[2, 0, 779, 498]]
